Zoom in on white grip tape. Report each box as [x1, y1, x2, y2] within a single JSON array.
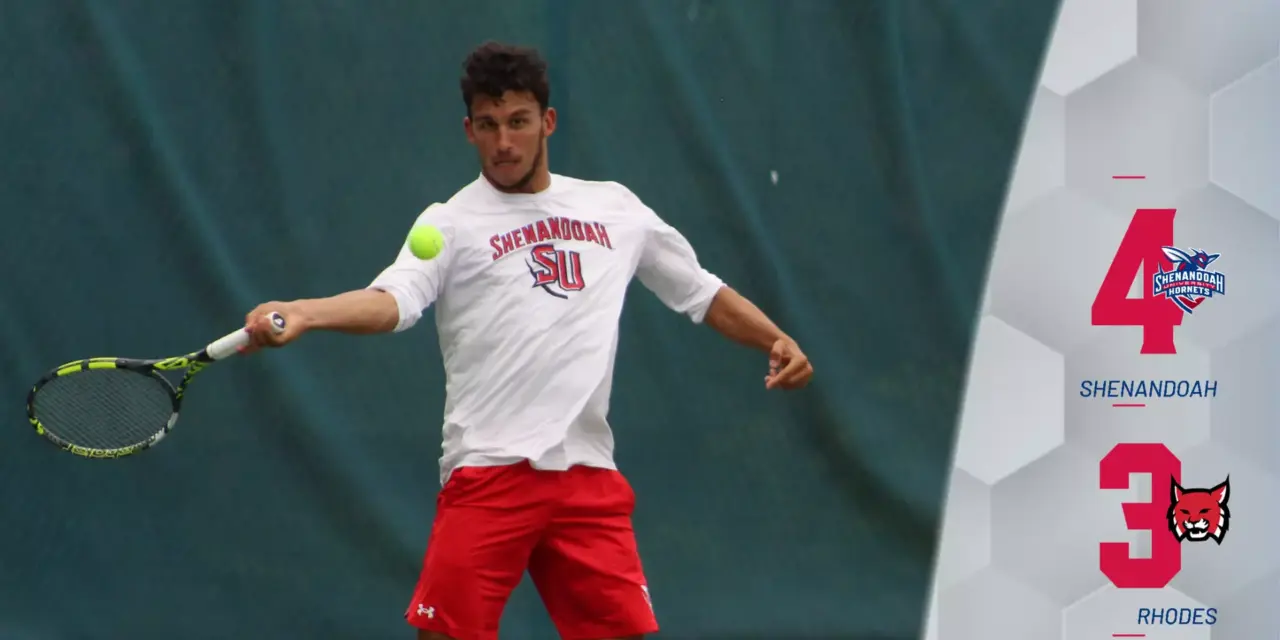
[[205, 312, 286, 361]]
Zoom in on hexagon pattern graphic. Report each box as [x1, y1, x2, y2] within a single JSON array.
[[928, 1, 1280, 638], [1003, 88, 1065, 217], [1136, 0, 1280, 92], [953, 317, 1064, 485], [1211, 59, 1280, 220], [984, 189, 1131, 355], [932, 469, 992, 591], [1065, 58, 1209, 213], [1039, 0, 1137, 95]]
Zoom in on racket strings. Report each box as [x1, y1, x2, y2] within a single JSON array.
[[32, 369, 175, 450]]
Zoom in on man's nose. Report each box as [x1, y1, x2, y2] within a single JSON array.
[[496, 127, 516, 153]]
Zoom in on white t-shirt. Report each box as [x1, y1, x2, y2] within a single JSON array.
[[368, 173, 725, 484]]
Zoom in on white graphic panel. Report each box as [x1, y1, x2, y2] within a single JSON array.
[[932, 469, 991, 591], [1065, 59, 1208, 212], [1039, 0, 1136, 95], [953, 317, 1064, 485], [1211, 59, 1280, 219], [929, 1, 1280, 638], [1004, 88, 1066, 217]]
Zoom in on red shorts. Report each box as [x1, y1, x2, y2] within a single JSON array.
[[404, 461, 658, 640]]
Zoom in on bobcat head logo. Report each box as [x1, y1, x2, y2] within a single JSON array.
[[1167, 476, 1230, 544]]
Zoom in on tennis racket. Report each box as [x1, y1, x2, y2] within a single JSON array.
[[25, 312, 286, 459]]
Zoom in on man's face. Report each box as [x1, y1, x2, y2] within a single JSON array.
[[464, 91, 556, 192]]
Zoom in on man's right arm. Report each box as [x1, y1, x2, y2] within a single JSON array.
[[296, 289, 400, 334], [244, 207, 454, 349], [242, 289, 399, 349]]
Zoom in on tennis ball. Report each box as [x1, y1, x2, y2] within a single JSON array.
[[407, 224, 445, 260]]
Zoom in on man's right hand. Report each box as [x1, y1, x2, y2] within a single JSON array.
[[241, 300, 311, 354]]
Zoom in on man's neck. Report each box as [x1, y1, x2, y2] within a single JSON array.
[[487, 169, 552, 195]]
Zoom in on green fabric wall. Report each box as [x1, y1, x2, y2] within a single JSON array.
[[0, 1, 1057, 637]]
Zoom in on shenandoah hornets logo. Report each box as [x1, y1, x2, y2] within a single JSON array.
[[1168, 476, 1230, 544], [526, 243, 585, 299], [1153, 246, 1226, 314]]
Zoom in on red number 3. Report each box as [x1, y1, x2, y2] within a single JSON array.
[[1099, 443, 1182, 588], [1092, 209, 1184, 354]]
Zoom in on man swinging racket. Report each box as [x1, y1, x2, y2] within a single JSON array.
[[241, 41, 813, 640]]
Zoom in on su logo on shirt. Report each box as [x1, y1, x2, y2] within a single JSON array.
[[488, 215, 614, 299], [527, 243, 585, 298]]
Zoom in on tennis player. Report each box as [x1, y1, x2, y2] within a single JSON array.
[[242, 41, 812, 640]]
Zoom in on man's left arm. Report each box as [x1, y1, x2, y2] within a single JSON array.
[[702, 287, 812, 390], [635, 210, 813, 391]]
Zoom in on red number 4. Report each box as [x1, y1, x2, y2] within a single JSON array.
[[1099, 443, 1182, 589], [1092, 209, 1184, 354]]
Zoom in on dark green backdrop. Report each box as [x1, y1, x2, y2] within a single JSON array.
[[0, 1, 1057, 638]]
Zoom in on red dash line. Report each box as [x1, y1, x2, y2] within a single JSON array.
[[1112, 175, 1146, 180], [1113, 403, 1146, 408]]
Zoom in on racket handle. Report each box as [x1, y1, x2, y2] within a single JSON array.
[[206, 312, 287, 361]]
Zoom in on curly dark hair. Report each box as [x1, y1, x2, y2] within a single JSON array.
[[460, 41, 550, 115]]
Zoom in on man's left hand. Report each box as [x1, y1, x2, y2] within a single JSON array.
[[766, 338, 813, 390]]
